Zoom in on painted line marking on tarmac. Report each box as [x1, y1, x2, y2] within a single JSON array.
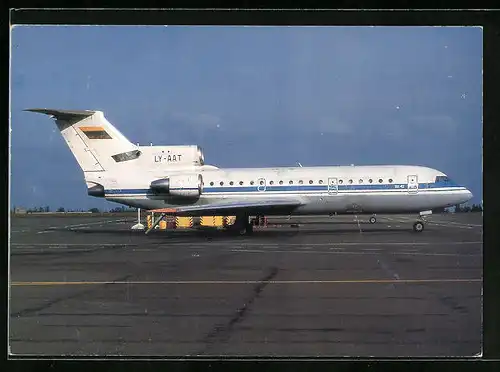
[[229, 249, 481, 257], [18, 218, 136, 235], [9, 241, 482, 249], [428, 223, 473, 230], [430, 223, 481, 229], [383, 216, 481, 229], [10, 243, 139, 246], [10, 278, 482, 286], [44, 218, 134, 231], [430, 219, 482, 227], [395, 216, 482, 228], [235, 241, 482, 246], [63, 218, 134, 229]]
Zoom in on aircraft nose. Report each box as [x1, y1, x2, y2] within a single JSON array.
[[467, 189, 473, 199], [463, 189, 473, 203]]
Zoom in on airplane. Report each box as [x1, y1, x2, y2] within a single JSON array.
[[25, 108, 473, 235]]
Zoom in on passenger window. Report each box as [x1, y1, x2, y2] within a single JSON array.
[[379, 179, 383, 183], [388, 178, 393, 183], [339, 179, 343, 184], [260, 180, 264, 185], [289, 180, 293, 185], [309, 180, 313, 184], [299, 180, 304, 184], [359, 179, 363, 184], [319, 180, 324, 184], [230, 181, 234, 186], [348, 179, 353, 184], [279, 181, 283, 185], [239, 181, 243, 185], [369, 179, 373, 183], [250, 181, 254, 185], [220, 181, 224, 186], [270, 181, 274, 185], [210, 182, 214, 186]]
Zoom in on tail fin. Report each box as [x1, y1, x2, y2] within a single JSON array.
[[25, 109, 138, 172]]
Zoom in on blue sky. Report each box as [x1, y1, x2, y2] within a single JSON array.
[[10, 26, 482, 210]]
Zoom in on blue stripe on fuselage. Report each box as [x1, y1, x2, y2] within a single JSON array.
[[104, 181, 465, 195]]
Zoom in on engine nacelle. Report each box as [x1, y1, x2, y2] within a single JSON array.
[[86, 181, 105, 198], [150, 173, 203, 198]]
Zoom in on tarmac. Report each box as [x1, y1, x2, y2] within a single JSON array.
[[9, 213, 483, 357]]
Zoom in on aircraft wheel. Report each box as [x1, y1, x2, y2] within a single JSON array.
[[369, 216, 377, 224], [413, 221, 425, 233], [234, 215, 252, 235], [238, 225, 253, 235], [246, 223, 254, 235]]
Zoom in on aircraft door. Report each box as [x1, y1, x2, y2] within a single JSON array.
[[257, 178, 266, 192], [328, 177, 338, 195], [407, 175, 418, 194]]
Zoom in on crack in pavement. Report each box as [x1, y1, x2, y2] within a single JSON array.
[[197, 266, 279, 355], [11, 274, 134, 318]]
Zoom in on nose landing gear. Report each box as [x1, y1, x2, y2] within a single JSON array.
[[413, 210, 432, 233], [413, 220, 425, 232]]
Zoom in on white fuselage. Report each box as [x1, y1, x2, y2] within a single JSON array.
[[25, 108, 472, 218], [97, 164, 472, 215]]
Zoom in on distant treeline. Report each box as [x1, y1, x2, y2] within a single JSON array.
[[12, 206, 137, 214], [433, 203, 483, 214]]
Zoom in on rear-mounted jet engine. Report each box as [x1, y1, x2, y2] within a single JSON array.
[[150, 173, 203, 198]]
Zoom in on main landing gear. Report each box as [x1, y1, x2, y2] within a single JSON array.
[[228, 214, 253, 235]]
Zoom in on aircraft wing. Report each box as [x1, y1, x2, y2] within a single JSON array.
[[148, 199, 303, 216]]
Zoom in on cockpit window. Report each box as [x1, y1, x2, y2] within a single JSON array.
[[435, 176, 450, 183]]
